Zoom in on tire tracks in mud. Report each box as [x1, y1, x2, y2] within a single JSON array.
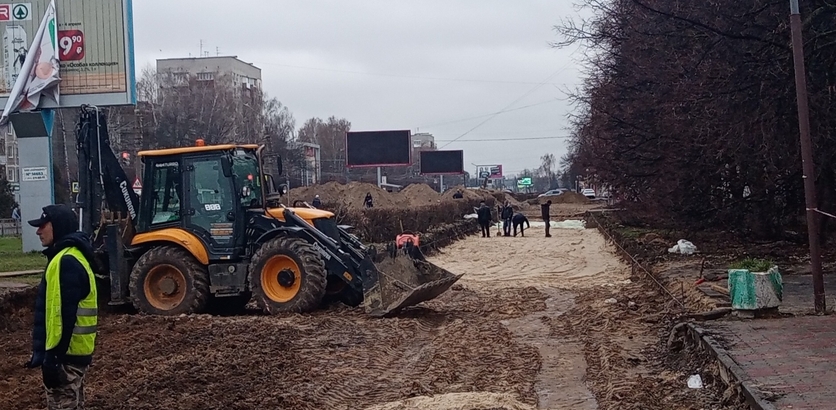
[[503, 288, 598, 409]]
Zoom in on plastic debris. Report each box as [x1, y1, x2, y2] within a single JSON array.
[[604, 298, 617, 304], [687, 374, 703, 389], [668, 239, 697, 255], [553, 219, 586, 230]]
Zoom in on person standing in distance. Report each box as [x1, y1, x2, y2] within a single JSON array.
[[311, 194, 322, 209], [500, 200, 514, 237], [541, 200, 552, 238], [24, 204, 98, 410], [476, 201, 492, 238]]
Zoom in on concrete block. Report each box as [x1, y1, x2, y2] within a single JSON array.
[[728, 267, 783, 311]]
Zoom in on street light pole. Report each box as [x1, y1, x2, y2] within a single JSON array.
[[789, 0, 826, 314]]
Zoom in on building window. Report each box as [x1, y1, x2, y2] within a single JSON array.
[[7, 167, 15, 182], [197, 72, 215, 81]]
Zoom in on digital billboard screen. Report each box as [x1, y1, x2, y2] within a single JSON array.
[[345, 130, 412, 168], [419, 150, 464, 174]]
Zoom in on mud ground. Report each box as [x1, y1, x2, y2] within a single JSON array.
[[1, 222, 737, 409]]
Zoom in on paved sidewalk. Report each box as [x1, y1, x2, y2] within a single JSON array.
[[704, 315, 836, 409]]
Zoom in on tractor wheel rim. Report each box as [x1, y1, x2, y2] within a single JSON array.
[[262, 255, 302, 303], [144, 264, 187, 310]]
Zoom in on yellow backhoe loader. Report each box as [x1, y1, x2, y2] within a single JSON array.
[[75, 106, 461, 317]]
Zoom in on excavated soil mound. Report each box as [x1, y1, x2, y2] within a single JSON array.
[[289, 181, 406, 209], [441, 185, 492, 202], [398, 183, 442, 207]]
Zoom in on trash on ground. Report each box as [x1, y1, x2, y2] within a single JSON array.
[[687, 374, 703, 389], [668, 239, 697, 255]]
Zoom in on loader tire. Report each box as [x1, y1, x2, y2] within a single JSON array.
[[249, 237, 327, 314], [129, 245, 210, 316]]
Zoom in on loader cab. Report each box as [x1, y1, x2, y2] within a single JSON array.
[[136, 144, 261, 261]]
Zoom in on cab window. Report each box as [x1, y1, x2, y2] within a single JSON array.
[[150, 161, 181, 225]]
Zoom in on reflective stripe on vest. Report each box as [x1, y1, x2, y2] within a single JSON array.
[[44, 247, 98, 356]]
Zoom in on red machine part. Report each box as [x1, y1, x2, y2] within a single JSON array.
[[395, 233, 420, 248]]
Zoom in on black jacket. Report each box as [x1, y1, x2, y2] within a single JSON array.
[[512, 213, 529, 227], [540, 203, 551, 220], [476, 205, 491, 223], [32, 232, 96, 367], [501, 205, 514, 220]]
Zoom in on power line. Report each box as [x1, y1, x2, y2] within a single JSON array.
[[252, 61, 572, 86], [438, 46, 581, 150], [415, 99, 561, 129], [435, 136, 570, 142]]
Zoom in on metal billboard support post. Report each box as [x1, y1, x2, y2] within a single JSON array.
[[377, 167, 381, 188], [439, 175, 444, 193], [790, 0, 826, 314], [10, 110, 55, 252]]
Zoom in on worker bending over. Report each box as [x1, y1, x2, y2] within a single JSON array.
[[512, 213, 530, 237]]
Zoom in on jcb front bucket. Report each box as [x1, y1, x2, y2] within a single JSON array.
[[360, 247, 463, 318]]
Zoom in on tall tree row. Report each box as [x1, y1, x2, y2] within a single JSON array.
[[559, 0, 836, 238]]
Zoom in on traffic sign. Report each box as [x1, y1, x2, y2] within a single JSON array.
[[132, 177, 141, 195], [71, 181, 79, 193]]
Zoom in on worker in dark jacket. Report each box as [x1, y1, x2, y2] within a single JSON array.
[[541, 200, 552, 237], [25, 204, 98, 410], [500, 201, 514, 236], [311, 195, 322, 209], [364, 192, 374, 208], [476, 201, 492, 237], [452, 190, 463, 199], [512, 213, 530, 237]]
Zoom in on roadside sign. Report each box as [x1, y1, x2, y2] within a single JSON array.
[[132, 177, 141, 195], [10, 181, 19, 191], [21, 166, 47, 181], [71, 181, 79, 193]]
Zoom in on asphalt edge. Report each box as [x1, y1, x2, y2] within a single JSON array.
[[686, 323, 777, 410]]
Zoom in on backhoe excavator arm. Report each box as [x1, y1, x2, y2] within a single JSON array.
[[75, 106, 140, 305], [75, 106, 140, 242]]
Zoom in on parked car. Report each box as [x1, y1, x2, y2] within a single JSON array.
[[538, 188, 568, 198], [582, 188, 596, 199]]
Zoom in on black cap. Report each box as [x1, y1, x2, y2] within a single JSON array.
[[28, 204, 78, 241]]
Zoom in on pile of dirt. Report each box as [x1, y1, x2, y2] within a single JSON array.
[[398, 183, 442, 207], [289, 181, 407, 208], [0, 286, 36, 332], [441, 185, 492, 202], [492, 191, 527, 210]]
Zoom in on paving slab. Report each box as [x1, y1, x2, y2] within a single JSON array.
[[701, 315, 836, 410]]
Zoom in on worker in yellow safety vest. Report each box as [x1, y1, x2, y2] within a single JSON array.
[[23, 204, 97, 410]]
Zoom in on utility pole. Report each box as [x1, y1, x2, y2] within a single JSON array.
[[789, 0, 826, 314]]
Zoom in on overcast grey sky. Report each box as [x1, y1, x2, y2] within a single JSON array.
[[133, 1, 586, 177]]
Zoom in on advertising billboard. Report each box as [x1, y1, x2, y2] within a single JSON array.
[[419, 150, 464, 175], [476, 164, 503, 179], [346, 129, 411, 168], [0, 0, 135, 108]]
